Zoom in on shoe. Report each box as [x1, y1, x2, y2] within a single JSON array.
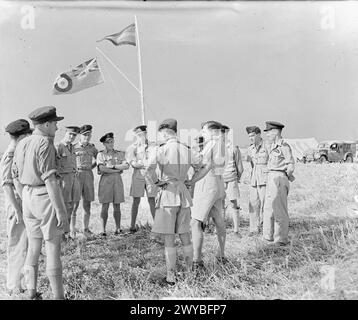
[[263, 237, 274, 242], [248, 231, 259, 237], [216, 256, 229, 264], [158, 276, 175, 286], [100, 232, 107, 238], [29, 292, 43, 300], [193, 260, 205, 272], [273, 241, 289, 247], [69, 231, 76, 239], [114, 229, 123, 236], [233, 231, 241, 238], [129, 227, 137, 234]]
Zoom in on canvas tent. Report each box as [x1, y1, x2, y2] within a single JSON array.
[[284, 138, 318, 161]]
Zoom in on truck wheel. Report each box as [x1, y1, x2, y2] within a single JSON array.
[[345, 155, 353, 163], [319, 156, 327, 163]]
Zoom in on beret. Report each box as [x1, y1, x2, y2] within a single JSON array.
[[28, 106, 64, 124], [5, 119, 33, 136], [246, 126, 261, 134], [100, 132, 114, 143], [263, 121, 285, 132], [158, 119, 177, 132], [79, 124, 92, 134]]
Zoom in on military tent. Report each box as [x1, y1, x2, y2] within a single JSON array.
[[284, 138, 318, 161]]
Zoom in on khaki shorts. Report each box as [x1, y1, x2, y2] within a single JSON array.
[[130, 175, 158, 198], [78, 169, 95, 201], [60, 172, 80, 203], [224, 180, 240, 202], [191, 175, 225, 222], [98, 173, 125, 204], [22, 185, 63, 241], [152, 206, 191, 234]]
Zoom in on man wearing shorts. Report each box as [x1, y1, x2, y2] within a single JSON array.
[[12, 106, 68, 300], [97, 132, 130, 236], [221, 125, 244, 237], [186, 121, 227, 269], [126, 125, 158, 233], [145, 119, 200, 284]]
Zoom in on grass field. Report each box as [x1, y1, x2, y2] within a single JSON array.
[[1, 162, 358, 300]]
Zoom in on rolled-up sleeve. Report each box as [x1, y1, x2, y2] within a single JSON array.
[[282, 144, 295, 165], [38, 139, 57, 181], [96, 152, 105, 166], [1, 152, 14, 187]]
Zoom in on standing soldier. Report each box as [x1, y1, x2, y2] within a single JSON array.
[[246, 126, 269, 236], [187, 121, 227, 269], [221, 125, 244, 237], [97, 132, 130, 236], [56, 126, 81, 239], [12, 106, 68, 300], [73, 125, 98, 237], [262, 121, 295, 246], [145, 119, 199, 285], [1, 119, 33, 295], [126, 125, 158, 233]]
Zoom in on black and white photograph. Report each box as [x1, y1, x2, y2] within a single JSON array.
[[1, 0, 358, 305]]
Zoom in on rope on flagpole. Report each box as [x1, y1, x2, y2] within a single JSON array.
[[95, 46, 141, 95], [99, 54, 136, 125], [134, 15, 146, 125]]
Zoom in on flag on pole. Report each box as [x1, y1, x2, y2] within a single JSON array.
[[53, 58, 104, 95], [97, 23, 136, 46]]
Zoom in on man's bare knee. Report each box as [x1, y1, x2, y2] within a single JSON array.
[[164, 234, 175, 247], [179, 232, 191, 246]]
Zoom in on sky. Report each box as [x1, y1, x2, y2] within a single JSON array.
[[1, 1, 358, 151]]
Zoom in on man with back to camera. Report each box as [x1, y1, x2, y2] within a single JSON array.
[[0, 119, 33, 296]]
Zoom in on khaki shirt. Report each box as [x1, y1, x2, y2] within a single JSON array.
[[247, 140, 269, 187], [56, 140, 77, 174], [201, 136, 226, 177], [147, 137, 200, 207], [1, 144, 21, 200], [97, 149, 127, 174], [126, 141, 158, 182], [12, 132, 57, 186], [267, 139, 295, 172], [73, 142, 98, 170], [222, 143, 243, 183]]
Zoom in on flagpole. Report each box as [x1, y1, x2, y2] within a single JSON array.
[[134, 15, 146, 125]]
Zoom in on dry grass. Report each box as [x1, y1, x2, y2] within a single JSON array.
[[1, 162, 358, 300]]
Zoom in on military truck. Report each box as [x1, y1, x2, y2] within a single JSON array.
[[313, 141, 356, 163]]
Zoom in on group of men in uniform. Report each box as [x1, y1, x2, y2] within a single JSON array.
[[0, 104, 295, 297]]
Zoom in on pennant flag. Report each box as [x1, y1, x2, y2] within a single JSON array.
[[97, 23, 136, 46], [53, 58, 104, 95]]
